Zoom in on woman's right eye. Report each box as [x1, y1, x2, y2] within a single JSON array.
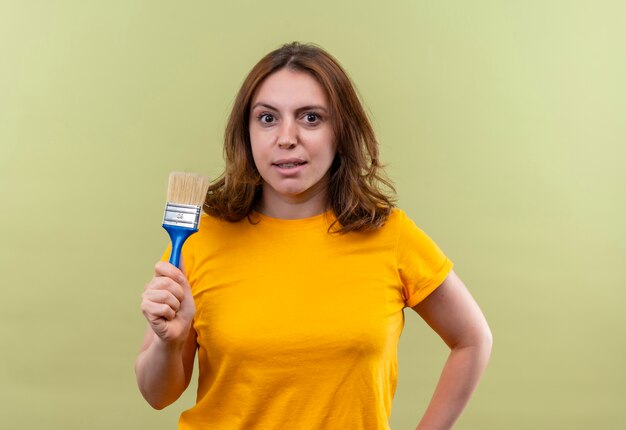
[[258, 113, 275, 124]]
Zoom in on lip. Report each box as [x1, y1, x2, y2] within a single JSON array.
[[272, 157, 306, 166], [271, 158, 307, 176]]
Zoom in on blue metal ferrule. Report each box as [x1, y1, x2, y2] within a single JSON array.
[[162, 224, 197, 268]]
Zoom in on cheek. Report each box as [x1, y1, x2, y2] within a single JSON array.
[[249, 146, 266, 178], [249, 133, 264, 161], [326, 146, 337, 164], [251, 149, 266, 175], [325, 134, 338, 163]]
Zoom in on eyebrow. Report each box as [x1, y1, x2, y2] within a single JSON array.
[[251, 102, 329, 113]]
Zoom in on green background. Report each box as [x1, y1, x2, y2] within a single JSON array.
[[1, 1, 624, 428]]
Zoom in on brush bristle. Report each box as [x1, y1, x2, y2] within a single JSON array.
[[166, 172, 210, 206]]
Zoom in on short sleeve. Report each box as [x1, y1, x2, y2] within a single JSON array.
[[396, 211, 453, 307]]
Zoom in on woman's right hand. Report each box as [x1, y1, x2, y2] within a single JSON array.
[[141, 260, 196, 346]]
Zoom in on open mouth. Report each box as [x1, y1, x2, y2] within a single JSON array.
[[273, 161, 307, 169]]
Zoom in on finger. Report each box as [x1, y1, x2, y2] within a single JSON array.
[[141, 300, 177, 322], [154, 260, 189, 289], [144, 276, 185, 303], [142, 289, 181, 313]]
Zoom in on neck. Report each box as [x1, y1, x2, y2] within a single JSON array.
[[257, 185, 329, 220]]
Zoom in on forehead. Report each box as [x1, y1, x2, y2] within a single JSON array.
[[251, 68, 328, 107]]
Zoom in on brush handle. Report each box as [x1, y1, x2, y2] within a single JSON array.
[[162, 225, 197, 269]]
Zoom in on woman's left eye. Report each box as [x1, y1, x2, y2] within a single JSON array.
[[303, 113, 320, 123]]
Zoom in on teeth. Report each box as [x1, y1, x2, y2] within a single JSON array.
[[277, 163, 300, 168]]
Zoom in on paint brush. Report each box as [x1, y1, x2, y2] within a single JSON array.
[[162, 172, 209, 268]]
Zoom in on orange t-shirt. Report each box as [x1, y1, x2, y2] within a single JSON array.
[[168, 208, 453, 429]]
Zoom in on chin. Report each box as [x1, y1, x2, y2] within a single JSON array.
[[279, 187, 308, 197], [268, 181, 304, 194], [263, 178, 325, 201]]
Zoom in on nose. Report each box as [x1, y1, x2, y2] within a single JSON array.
[[277, 119, 297, 149]]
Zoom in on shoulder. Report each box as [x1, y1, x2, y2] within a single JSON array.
[[198, 213, 225, 230], [342, 208, 414, 245], [198, 212, 254, 229], [346, 208, 414, 240], [389, 208, 446, 253], [190, 213, 250, 243], [382, 207, 415, 234], [388, 207, 408, 223]]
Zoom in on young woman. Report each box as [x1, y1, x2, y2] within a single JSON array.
[[135, 42, 492, 430]]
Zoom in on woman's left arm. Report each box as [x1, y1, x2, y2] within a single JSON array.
[[412, 270, 493, 430]]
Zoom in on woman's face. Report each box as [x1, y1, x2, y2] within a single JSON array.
[[249, 68, 336, 215]]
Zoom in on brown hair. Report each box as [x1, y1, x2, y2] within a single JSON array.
[[204, 42, 396, 233]]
